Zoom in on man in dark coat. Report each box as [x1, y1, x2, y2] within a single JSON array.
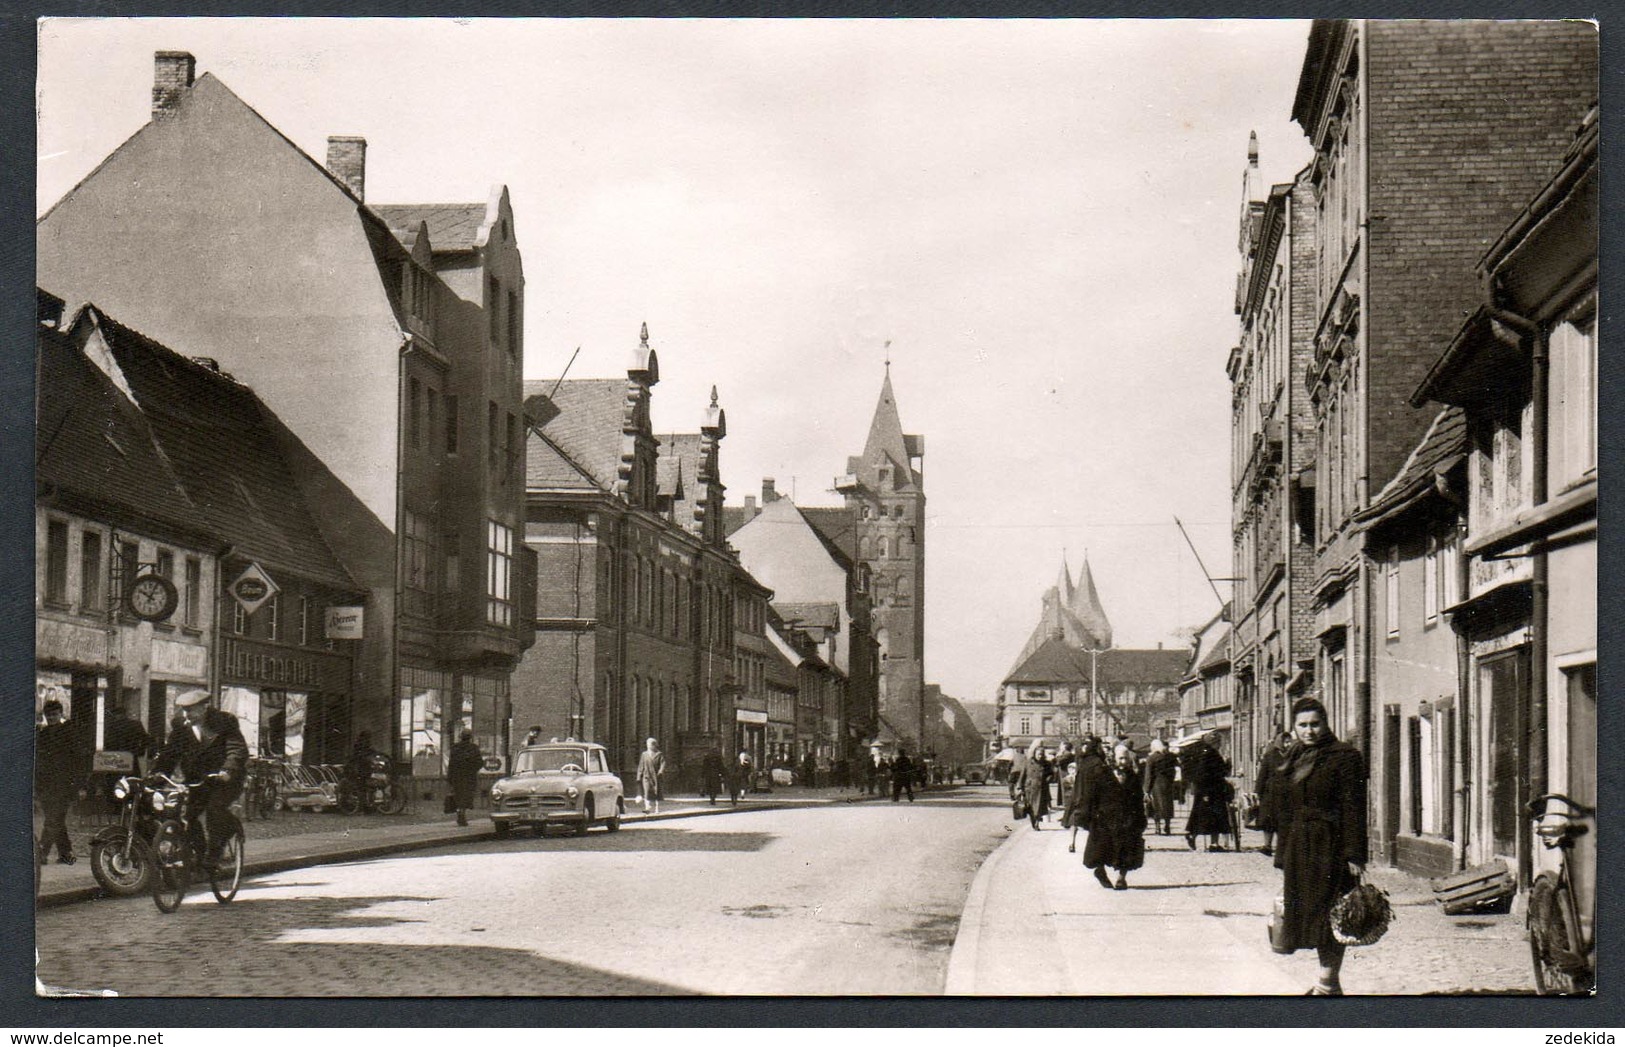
[[35, 699, 87, 864], [447, 730, 483, 827], [1141, 739, 1178, 835], [701, 749, 725, 805], [1180, 732, 1232, 852], [1254, 729, 1292, 856], [890, 748, 915, 803], [1079, 745, 1148, 890], [1273, 696, 1367, 996], [152, 689, 247, 867]]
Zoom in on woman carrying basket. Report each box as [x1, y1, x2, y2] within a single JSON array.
[[1273, 696, 1368, 996]]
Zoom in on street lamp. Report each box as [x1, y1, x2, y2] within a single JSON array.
[[1083, 646, 1112, 737]]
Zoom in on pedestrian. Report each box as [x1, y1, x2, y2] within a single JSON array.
[[35, 699, 86, 865], [523, 725, 543, 748], [447, 729, 483, 827], [736, 750, 754, 801], [1180, 730, 1231, 852], [1080, 743, 1149, 890], [890, 747, 916, 803], [701, 749, 725, 805], [1052, 741, 1077, 807], [1142, 738, 1177, 835], [1254, 729, 1292, 856], [152, 689, 248, 868], [801, 749, 818, 790], [1273, 696, 1368, 996], [1014, 738, 1052, 829], [637, 737, 665, 814]]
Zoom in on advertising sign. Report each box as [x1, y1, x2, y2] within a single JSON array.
[[325, 605, 365, 640], [228, 562, 280, 616]]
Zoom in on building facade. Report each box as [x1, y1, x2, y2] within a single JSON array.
[[36, 51, 535, 781]]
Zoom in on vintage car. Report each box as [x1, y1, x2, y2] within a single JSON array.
[[489, 742, 625, 836], [963, 763, 989, 785]]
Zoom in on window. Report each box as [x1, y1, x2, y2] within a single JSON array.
[[1019, 716, 1031, 736], [506, 289, 520, 359], [402, 263, 436, 334], [487, 519, 513, 626], [409, 377, 421, 449], [505, 412, 516, 485], [488, 401, 499, 470], [445, 394, 459, 455], [1385, 548, 1400, 638], [183, 557, 201, 627], [1441, 529, 1460, 609], [233, 599, 247, 636], [398, 666, 450, 769], [1549, 299, 1597, 488], [156, 549, 173, 582], [265, 593, 280, 642], [299, 597, 311, 645], [44, 518, 70, 604], [1423, 536, 1440, 624], [488, 277, 501, 344], [427, 388, 439, 453], [403, 509, 436, 618], [79, 529, 103, 611], [117, 540, 139, 609], [443, 530, 461, 594]]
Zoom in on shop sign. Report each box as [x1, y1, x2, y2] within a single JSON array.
[[228, 562, 280, 616], [222, 638, 348, 692], [735, 709, 768, 724], [151, 637, 208, 680], [35, 619, 110, 667], [325, 605, 364, 640], [93, 750, 135, 773]]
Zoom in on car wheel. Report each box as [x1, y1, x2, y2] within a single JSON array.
[[493, 821, 512, 837], [606, 797, 623, 832], [576, 797, 594, 836]]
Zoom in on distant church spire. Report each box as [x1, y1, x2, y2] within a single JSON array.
[[862, 367, 915, 488], [1071, 555, 1113, 650]]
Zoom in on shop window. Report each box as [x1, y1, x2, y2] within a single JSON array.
[[79, 529, 103, 611], [458, 673, 509, 774], [398, 666, 451, 771], [44, 518, 69, 605]]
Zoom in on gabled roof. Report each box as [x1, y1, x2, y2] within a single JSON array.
[[523, 378, 632, 490], [775, 601, 840, 633], [658, 432, 705, 532], [88, 309, 358, 590], [524, 428, 601, 492], [1096, 648, 1190, 687], [370, 204, 490, 254], [1357, 407, 1467, 533], [1004, 636, 1094, 686], [1197, 627, 1234, 675], [723, 505, 757, 537], [800, 507, 858, 563]]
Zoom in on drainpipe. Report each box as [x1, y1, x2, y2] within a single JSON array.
[[1488, 303, 1547, 861], [1431, 472, 1473, 870], [393, 335, 412, 768], [1354, 20, 1374, 774]]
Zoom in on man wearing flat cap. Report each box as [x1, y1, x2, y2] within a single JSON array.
[[153, 689, 248, 867]]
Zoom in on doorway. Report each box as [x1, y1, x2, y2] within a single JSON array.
[[1481, 648, 1530, 879]]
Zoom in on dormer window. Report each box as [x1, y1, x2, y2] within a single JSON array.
[[402, 262, 435, 336]]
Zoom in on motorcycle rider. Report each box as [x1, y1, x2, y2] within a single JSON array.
[[152, 689, 247, 869]]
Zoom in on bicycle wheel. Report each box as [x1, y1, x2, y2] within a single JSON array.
[[152, 861, 187, 913], [380, 783, 407, 815], [263, 781, 280, 818], [210, 827, 245, 903], [1529, 872, 1592, 994]]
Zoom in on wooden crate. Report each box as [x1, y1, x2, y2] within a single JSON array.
[[1430, 860, 1516, 915]]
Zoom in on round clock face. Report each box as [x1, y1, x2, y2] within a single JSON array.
[[127, 574, 178, 622]]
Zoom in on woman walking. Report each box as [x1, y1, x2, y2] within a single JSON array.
[[1079, 743, 1148, 890], [1180, 731, 1232, 851], [447, 729, 483, 827], [1065, 736, 1108, 852], [637, 737, 665, 814], [1015, 739, 1052, 830], [1273, 696, 1367, 995], [1142, 738, 1177, 835]]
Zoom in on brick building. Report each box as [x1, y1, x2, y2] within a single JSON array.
[[1291, 20, 1596, 757], [36, 51, 536, 780], [1227, 134, 1319, 789]]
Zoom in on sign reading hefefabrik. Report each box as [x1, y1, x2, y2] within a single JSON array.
[[228, 562, 279, 616]]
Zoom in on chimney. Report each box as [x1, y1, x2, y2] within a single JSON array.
[[152, 51, 196, 118], [762, 478, 777, 504], [326, 136, 367, 201], [743, 495, 757, 514]]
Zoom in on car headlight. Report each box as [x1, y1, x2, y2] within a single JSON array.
[[565, 786, 579, 799]]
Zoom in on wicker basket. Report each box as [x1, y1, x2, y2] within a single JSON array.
[[1330, 881, 1395, 947]]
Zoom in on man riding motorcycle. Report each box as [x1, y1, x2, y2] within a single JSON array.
[[152, 689, 247, 868]]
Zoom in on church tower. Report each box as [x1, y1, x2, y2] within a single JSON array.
[[837, 368, 926, 750]]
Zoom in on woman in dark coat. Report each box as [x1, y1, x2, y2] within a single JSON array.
[[1274, 696, 1367, 996], [1064, 736, 1108, 852], [1142, 738, 1177, 835], [1080, 744, 1148, 890], [447, 729, 483, 827], [1015, 739, 1052, 830], [1180, 733, 1231, 851], [1254, 730, 1292, 856]]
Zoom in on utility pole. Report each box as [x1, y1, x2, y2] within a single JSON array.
[[1085, 646, 1110, 736]]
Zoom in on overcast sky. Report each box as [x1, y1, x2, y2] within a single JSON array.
[[37, 17, 1315, 705]]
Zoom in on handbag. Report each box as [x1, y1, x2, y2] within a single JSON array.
[[442, 793, 457, 814], [1012, 796, 1028, 819]]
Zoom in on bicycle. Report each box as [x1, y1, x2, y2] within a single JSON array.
[[147, 774, 245, 914], [1527, 792, 1594, 995], [243, 757, 282, 820]]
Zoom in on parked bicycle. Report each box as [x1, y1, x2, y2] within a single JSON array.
[[146, 773, 245, 913], [1527, 792, 1594, 995], [243, 757, 282, 820]]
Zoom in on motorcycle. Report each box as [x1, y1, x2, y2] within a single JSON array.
[[89, 775, 157, 896], [337, 752, 407, 815]]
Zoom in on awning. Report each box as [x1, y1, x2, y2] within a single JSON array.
[[993, 747, 1020, 763]]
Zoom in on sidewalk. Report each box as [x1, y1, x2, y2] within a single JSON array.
[[945, 816, 1535, 996], [36, 784, 887, 909]]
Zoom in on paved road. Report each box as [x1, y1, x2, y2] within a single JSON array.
[[36, 787, 1009, 996]]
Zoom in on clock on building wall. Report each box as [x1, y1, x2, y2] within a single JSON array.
[[125, 572, 179, 622]]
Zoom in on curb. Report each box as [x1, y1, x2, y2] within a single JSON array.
[[942, 821, 1020, 995], [36, 793, 890, 909]]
